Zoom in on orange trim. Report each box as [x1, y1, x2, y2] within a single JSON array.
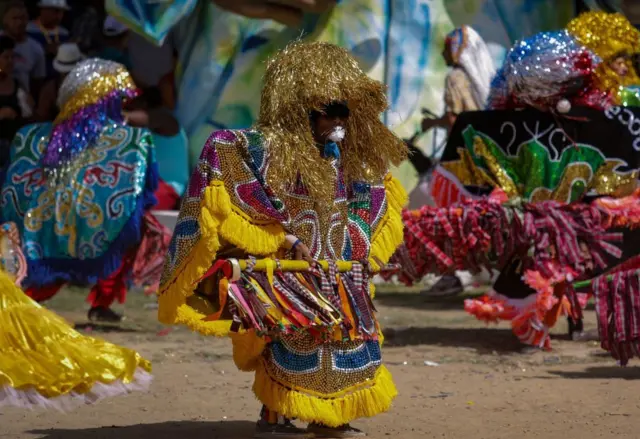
[[202, 277, 228, 322], [337, 277, 357, 339]]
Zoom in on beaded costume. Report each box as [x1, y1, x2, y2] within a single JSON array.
[[0, 222, 152, 410], [389, 30, 640, 359], [159, 42, 407, 427], [0, 59, 167, 307]]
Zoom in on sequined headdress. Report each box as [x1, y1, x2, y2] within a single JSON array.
[[257, 41, 406, 201], [567, 11, 640, 101], [42, 58, 138, 168], [445, 26, 496, 108], [487, 30, 609, 111]]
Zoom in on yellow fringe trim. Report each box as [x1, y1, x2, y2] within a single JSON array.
[[368, 174, 407, 272], [231, 331, 267, 372], [159, 175, 403, 337], [253, 363, 397, 427], [158, 180, 286, 336]]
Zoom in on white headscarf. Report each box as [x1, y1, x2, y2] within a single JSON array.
[[446, 26, 496, 109]]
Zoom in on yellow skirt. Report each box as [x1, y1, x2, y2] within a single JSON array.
[[0, 270, 152, 410]]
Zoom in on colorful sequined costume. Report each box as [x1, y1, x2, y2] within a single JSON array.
[[159, 42, 407, 427], [389, 30, 640, 355], [0, 59, 167, 308], [567, 11, 640, 104], [0, 222, 152, 410]]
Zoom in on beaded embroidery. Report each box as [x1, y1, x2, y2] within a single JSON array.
[[161, 129, 389, 285], [262, 333, 381, 395]]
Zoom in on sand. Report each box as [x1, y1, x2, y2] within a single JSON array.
[[2, 287, 639, 439]]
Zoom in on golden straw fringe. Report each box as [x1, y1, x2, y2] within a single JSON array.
[[219, 211, 285, 257], [253, 363, 397, 427], [157, 202, 221, 327]]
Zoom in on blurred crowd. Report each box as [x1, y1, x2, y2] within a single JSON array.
[[0, 0, 177, 168]]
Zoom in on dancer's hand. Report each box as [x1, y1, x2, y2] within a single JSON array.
[[212, 0, 336, 27], [284, 234, 313, 263], [122, 109, 149, 127], [421, 116, 440, 132]]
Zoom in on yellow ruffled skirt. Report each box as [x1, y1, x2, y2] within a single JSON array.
[[0, 270, 152, 410]]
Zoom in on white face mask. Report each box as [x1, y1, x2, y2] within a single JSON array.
[[327, 126, 345, 142]]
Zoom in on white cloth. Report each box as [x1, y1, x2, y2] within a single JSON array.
[[457, 26, 496, 109], [16, 88, 32, 118]]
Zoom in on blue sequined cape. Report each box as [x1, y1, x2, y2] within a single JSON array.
[[1, 121, 158, 287]]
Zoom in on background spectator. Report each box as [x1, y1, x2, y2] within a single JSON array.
[[157, 49, 177, 110], [70, 0, 103, 55], [26, 0, 70, 78], [35, 40, 81, 120], [1, 0, 45, 94], [0, 35, 32, 167], [99, 15, 131, 70]]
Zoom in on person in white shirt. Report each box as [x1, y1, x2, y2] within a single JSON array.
[[0, 1, 46, 94]]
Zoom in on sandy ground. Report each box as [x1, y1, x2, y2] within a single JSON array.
[[2, 286, 640, 439]]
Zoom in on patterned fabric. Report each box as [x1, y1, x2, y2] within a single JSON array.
[[159, 126, 401, 423], [436, 107, 640, 205], [132, 212, 172, 294], [428, 105, 640, 349], [262, 334, 382, 396], [1, 122, 158, 287], [162, 129, 389, 286]]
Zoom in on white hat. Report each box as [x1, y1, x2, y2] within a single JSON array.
[[37, 0, 70, 10], [53, 43, 85, 73], [103, 16, 128, 37]]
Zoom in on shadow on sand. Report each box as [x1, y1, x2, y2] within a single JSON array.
[[29, 420, 256, 439], [73, 323, 140, 334], [382, 326, 521, 353], [548, 366, 640, 380], [374, 291, 473, 311]]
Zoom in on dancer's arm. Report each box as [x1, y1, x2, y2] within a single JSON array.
[[404, 136, 433, 175]]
